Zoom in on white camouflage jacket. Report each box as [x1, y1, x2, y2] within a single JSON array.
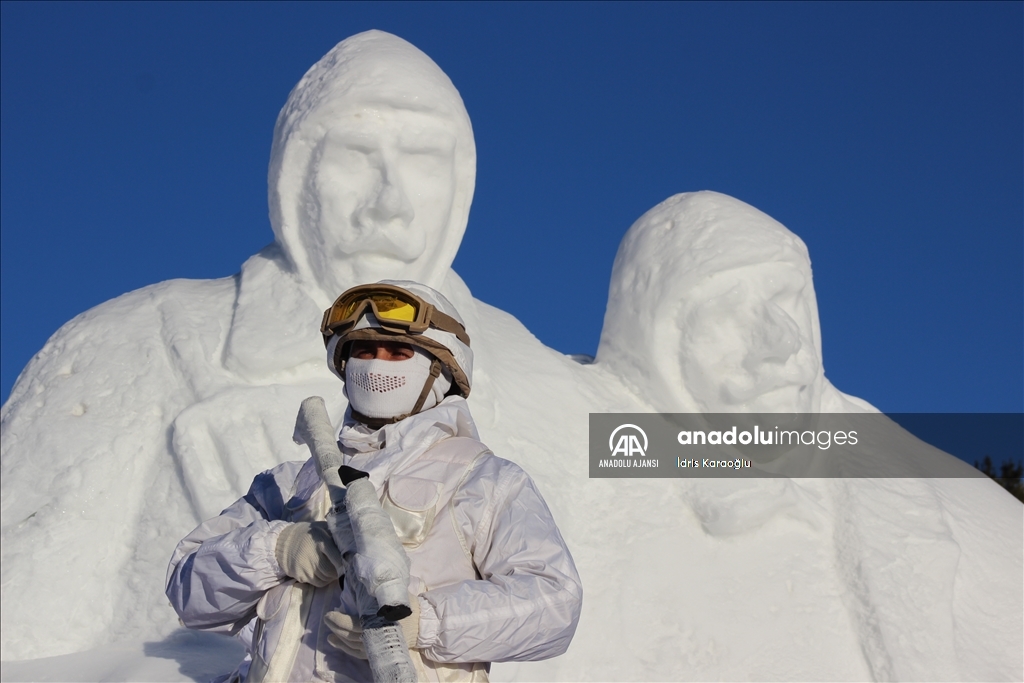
[[166, 398, 582, 682]]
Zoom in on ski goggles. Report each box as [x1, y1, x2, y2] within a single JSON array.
[[321, 284, 470, 346]]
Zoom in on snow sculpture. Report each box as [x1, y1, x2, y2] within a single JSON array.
[[263, 28, 475, 314], [228, 29, 475, 382], [0, 30, 477, 660], [597, 190, 871, 414], [566, 190, 1019, 682]]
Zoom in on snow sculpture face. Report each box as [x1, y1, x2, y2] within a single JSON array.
[[303, 110, 457, 283], [676, 262, 820, 413], [268, 31, 476, 303], [597, 191, 824, 413]]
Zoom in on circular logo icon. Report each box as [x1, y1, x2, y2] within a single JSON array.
[[609, 424, 648, 457]]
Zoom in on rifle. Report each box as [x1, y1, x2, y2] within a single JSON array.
[[293, 396, 417, 683]]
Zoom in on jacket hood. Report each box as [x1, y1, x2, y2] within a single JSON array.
[[337, 395, 479, 490]]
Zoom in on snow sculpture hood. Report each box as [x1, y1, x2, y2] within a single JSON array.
[[597, 191, 825, 413], [268, 31, 476, 304]]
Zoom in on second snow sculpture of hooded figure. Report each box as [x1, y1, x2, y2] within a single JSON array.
[[167, 281, 582, 682], [596, 190, 873, 415], [0, 30, 480, 660], [588, 190, 1020, 681]]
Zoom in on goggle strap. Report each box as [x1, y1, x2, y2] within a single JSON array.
[[409, 358, 442, 416], [427, 308, 471, 346], [332, 337, 349, 374], [350, 408, 401, 429]]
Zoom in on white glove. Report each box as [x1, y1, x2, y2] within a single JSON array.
[[275, 521, 344, 587], [325, 593, 421, 659]]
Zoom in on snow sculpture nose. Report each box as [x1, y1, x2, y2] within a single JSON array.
[[744, 300, 818, 395], [743, 301, 802, 370], [357, 161, 415, 228], [718, 300, 817, 407]]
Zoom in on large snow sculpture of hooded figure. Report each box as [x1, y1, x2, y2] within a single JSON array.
[[233, 29, 476, 380], [0, 30, 480, 660]]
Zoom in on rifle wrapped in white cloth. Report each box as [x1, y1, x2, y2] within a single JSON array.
[[293, 395, 417, 683]]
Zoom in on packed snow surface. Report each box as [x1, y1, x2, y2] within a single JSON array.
[[2, 31, 1021, 682]]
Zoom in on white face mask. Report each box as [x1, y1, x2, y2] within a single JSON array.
[[345, 347, 452, 420]]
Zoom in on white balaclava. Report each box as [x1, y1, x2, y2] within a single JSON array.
[[344, 347, 453, 420]]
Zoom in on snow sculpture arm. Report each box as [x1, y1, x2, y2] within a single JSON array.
[[418, 457, 583, 663], [165, 464, 300, 633]]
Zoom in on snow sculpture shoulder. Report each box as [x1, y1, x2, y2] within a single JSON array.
[[597, 190, 873, 413]]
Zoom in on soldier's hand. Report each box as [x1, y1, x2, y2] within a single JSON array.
[[324, 611, 366, 659], [274, 521, 344, 587], [324, 593, 421, 658]]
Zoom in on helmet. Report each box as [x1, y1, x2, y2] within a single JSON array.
[[322, 281, 473, 408]]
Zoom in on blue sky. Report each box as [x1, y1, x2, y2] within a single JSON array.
[[2, 2, 1021, 417]]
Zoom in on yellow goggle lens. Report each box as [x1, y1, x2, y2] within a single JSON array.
[[372, 296, 417, 322], [336, 294, 418, 324]]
